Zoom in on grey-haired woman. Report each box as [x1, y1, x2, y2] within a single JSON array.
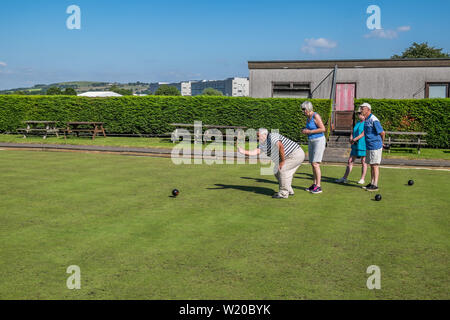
[[301, 101, 326, 194]]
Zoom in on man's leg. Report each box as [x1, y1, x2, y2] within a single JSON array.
[[284, 150, 305, 194], [372, 165, 379, 186], [278, 169, 296, 198], [274, 169, 281, 189], [371, 165, 375, 185], [373, 148, 382, 187], [278, 150, 304, 198]]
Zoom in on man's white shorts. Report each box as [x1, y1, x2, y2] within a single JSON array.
[[367, 148, 383, 165]]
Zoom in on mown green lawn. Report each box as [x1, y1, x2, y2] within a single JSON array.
[[0, 134, 175, 149], [0, 150, 448, 299], [382, 147, 450, 160]]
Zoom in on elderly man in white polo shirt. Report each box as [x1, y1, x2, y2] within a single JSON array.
[[359, 103, 386, 192]]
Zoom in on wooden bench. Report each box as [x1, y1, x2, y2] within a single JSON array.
[[18, 121, 59, 139], [385, 131, 428, 154], [63, 122, 106, 140]]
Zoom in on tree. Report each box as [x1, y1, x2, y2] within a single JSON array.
[[63, 88, 77, 95], [154, 85, 181, 96], [46, 87, 62, 95], [392, 42, 450, 59], [109, 85, 133, 96], [202, 88, 223, 96]]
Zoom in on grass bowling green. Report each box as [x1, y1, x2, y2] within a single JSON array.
[[0, 149, 448, 299]]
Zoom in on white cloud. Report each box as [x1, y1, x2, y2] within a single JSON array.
[[397, 26, 411, 32], [364, 29, 398, 39], [0, 62, 7, 67], [364, 26, 411, 39], [301, 38, 338, 54]]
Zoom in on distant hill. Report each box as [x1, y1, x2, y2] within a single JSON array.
[[0, 81, 152, 95]]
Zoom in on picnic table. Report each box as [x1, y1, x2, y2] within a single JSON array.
[[19, 121, 59, 139], [385, 131, 428, 154], [63, 122, 106, 140], [170, 123, 248, 144]]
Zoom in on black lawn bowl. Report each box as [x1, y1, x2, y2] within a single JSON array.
[[172, 189, 180, 197], [375, 194, 382, 201], [408, 180, 415, 186]]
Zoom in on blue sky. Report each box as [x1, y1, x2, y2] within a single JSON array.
[[0, 0, 449, 90]]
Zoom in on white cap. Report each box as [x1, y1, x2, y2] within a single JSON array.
[[360, 102, 371, 110]]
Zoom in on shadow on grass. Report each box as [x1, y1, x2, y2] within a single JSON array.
[[240, 177, 306, 190], [295, 172, 363, 189], [208, 184, 275, 196]]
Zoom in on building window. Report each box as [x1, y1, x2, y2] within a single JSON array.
[[272, 82, 311, 98], [426, 83, 449, 98]]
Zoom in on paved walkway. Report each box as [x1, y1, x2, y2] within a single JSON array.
[[1, 142, 449, 168]]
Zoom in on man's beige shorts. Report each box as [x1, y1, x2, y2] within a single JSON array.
[[367, 148, 383, 165]]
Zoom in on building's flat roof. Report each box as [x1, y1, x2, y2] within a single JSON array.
[[248, 58, 450, 69], [77, 91, 123, 97]]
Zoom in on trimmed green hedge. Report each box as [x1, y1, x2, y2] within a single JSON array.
[[355, 99, 450, 148], [0, 96, 332, 143]]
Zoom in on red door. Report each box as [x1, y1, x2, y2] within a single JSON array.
[[334, 83, 356, 131], [336, 83, 355, 111]]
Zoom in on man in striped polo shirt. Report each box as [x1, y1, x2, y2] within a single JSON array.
[[238, 128, 305, 199]]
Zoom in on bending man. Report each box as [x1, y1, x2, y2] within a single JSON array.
[[238, 129, 305, 199]]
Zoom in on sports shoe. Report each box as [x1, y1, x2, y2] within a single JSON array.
[[357, 179, 365, 185], [362, 183, 373, 190], [311, 186, 323, 194], [366, 185, 379, 192], [272, 193, 288, 199], [335, 177, 347, 184], [305, 184, 316, 192]]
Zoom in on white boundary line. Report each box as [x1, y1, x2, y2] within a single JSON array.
[[380, 166, 450, 172], [325, 163, 450, 172]]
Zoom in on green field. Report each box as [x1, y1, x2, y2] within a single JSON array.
[[0, 150, 448, 299], [0, 81, 151, 95], [0, 134, 176, 149]]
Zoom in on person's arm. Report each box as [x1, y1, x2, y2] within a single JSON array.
[[374, 121, 386, 146], [353, 131, 365, 143], [238, 146, 261, 156], [278, 141, 286, 170], [380, 131, 386, 145], [303, 113, 326, 135]]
